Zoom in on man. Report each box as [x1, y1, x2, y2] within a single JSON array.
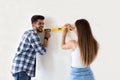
[[11, 15, 51, 80]]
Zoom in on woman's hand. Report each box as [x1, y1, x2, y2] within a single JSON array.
[[62, 24, 69, 37], [64, 24, 75, 31]]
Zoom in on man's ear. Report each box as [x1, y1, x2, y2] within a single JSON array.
[[32, 23, 35, 27]]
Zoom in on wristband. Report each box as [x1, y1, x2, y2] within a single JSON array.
[[44, 37, 48, 41]]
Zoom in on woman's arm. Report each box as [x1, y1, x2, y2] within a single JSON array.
[[61, 24, 76, 50]]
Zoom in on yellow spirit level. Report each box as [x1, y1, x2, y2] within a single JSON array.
[[42, 27, 72, 32]]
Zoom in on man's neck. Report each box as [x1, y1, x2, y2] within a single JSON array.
[[33, 27, 42, 34]]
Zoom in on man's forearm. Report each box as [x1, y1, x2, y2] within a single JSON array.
[[43, 39, 48, 47]]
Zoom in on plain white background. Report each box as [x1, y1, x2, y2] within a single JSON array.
[[0, 0, 120, 80]]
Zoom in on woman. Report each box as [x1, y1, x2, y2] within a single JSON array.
[[61, 19, 99, 80]]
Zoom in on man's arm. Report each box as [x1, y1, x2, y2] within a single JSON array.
[[42, 31, 51, 47], [30, 31, 47, 55]]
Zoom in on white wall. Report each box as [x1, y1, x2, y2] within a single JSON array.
[[0, 0, 120, 80]]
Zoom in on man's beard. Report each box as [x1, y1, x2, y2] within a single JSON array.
[[36, 28, 43, 33]]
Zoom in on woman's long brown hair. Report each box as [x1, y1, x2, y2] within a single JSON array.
[[75, 19, 99, 66]]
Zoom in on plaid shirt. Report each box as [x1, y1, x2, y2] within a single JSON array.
[[11, 29, 46, 77]]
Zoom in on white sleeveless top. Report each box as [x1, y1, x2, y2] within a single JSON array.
[[71, 46, 86, 68]]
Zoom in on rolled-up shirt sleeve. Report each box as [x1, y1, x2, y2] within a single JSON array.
[[30, 31, 47, 55]]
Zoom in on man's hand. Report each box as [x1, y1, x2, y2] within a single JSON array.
[[45, 32, 51, 39]]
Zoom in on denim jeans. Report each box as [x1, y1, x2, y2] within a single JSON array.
[[69, 67, 95, 80], [13, 71, 31, 80]]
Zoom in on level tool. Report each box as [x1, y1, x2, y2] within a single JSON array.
[[42, 27, 72, 32]]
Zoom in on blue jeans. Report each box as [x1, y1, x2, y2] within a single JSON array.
[[13, 71, 31, 80], [69, 67, 95, 80]]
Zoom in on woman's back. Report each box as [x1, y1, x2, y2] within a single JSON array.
[[71, 43, 87, 68]]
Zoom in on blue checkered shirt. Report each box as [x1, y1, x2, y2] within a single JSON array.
[[11, 29, 46, 77]]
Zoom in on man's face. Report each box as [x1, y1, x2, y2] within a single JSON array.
[[32, 19, 44, 32]]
